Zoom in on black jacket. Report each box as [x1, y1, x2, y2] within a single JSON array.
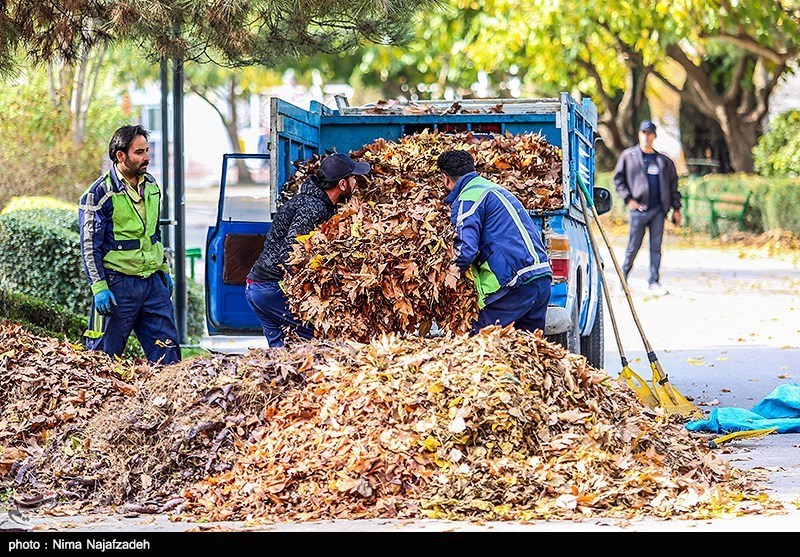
[[613, 146, 681, 215], [247, 177, 336, 282]]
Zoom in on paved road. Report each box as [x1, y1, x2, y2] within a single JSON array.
[[14, 190, 795, 535]]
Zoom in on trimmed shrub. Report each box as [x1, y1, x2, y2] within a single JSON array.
[[750, 179, 800, 234], [0, 286, 87, 342], [0, 197, 207, 346], [1, 196, 79, 232], [682, 174, 800, 235], [187, 279, 206, 343], [754, 110, 800, 178], [0, 203, 90, 315]]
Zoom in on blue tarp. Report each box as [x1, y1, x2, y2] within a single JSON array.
[[686, 383, 800, 434]]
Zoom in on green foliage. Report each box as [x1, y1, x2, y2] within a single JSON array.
[[1, 1, 437, 74], [753, 110, 800, 178], [0, 286, 87, 342], [0, 197, 207, 350], [186, 278, 206, 343], [750, 178, 800, 234], [0, 66, 126, 209], [1, 196, 79, 231], [0, 202, 90, 315], [683, 174, 800, 235]]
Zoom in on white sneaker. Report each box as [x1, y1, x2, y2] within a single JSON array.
[[648, 282, 669, 296]]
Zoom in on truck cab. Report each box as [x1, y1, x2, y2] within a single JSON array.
[[205, 93, 611, 369]]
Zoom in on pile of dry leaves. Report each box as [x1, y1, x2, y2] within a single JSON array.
[[719, 228, 800, 254], [282, 130, 562, 342], [0, 321, 780, 522], [0, 320, 144, 479], [183, 326, 773, 523], [13, 347, 318, 513]]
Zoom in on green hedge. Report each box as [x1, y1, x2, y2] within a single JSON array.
[[0, 196, 207, 345], [600, 171, 800, 236], [0, 201, 89, 315], [0, 286, 87, 342], [682, 174, 800, 235]]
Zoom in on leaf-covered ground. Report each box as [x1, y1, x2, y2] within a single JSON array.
[[0, 321, 784, 523]]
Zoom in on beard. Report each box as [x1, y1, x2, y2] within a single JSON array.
[[122, 158, 148, 176]]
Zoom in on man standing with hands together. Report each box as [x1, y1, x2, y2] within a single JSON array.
[[614, 120, 682, 295]]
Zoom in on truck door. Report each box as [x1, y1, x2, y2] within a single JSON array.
[[205, 153, 271, 335], [205, 98, 321, 335]]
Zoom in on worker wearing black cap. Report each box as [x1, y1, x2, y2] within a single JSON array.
[[246, 152, 370, 347], [613, 120, 682, 296]]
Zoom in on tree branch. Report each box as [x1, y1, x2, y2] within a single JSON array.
[[751, 60, 788, 123], [189, 85, 228, 126], [664, 44, 724, 112], [706, 31, 797, 65], [722, 53, 747, 105]]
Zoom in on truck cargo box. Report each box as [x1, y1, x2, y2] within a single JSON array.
[[205, 93, 611, 369]]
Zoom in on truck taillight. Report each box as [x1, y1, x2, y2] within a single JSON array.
[[546, 233, 569, 282]]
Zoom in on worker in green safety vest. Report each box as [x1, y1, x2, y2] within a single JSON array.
[[78, 124, 181, 364]]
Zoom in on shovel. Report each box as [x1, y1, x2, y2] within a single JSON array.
[[577, 174, 702, 419], [576, 179, 658, 407]]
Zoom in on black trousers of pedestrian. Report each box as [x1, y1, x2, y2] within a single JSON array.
[[622, 208, 665, 285]]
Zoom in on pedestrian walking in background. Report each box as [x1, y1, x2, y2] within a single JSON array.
[[438, 149, 552, 335], [79, 124, 181, 364], [614, 120, 682, 295]]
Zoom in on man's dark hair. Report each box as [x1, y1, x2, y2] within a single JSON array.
[[108, 124, 149, 163], [437, 150, 476, 178]]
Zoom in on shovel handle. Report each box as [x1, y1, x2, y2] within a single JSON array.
[[576, 173, 594, 208]]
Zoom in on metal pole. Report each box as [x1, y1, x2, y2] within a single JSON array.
[[173, 56, 187, 344], [160, 59, 171, 248], [631, 64, 638, 144]]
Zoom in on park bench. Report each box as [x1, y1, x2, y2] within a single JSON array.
[[186, 247, 202, 281], [708, 191, 752, 238], [682, 189, 752, 239]]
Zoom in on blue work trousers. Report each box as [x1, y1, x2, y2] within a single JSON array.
[[474, 275, 552, 335], [245, 280, 314, 347], [86, 272, 181, 364], [622, 208, 665, 285]]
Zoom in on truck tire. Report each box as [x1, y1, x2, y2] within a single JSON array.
[[581, 298, 604, 370]]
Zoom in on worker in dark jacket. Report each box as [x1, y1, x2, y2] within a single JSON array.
[[614, 120, 682, 295], [246, 153, 370, 347], [79, 124, 181, 364], [438, 149, 552, 335]]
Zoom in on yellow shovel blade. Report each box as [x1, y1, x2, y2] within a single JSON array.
[[650, 361, 703, 419], [708, 427, 777, 449], [620, 365, 658, 408]]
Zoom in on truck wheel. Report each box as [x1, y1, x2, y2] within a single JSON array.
[[581, 299, 605, 370]]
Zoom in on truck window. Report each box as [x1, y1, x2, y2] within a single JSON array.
[[220, 158, 271, 223]]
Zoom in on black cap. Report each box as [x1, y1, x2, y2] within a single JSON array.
[[639, 120, 657, 134], [318, 153, 370, 182]]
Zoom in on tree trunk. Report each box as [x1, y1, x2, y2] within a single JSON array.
[[658, 45, 785, 174], [717, 108, 758, 173], [192, 78, 253, 183], [226, 78, 252, 183]]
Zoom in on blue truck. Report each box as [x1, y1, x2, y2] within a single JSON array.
[[204, 93, 612, 369]]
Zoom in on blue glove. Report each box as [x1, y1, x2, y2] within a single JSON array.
[[164, 273, 174, 297], [94, 289, 117, 316]]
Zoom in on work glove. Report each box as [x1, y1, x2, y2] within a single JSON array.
[[94, 289, 117, 316], [163, 273, 174, 297]]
